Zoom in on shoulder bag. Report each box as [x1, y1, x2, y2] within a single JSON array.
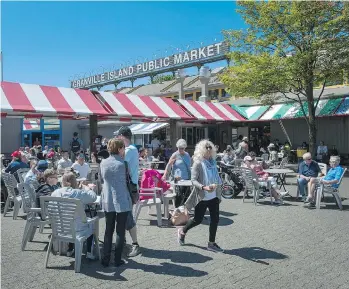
[[124, 161, 139, 204]]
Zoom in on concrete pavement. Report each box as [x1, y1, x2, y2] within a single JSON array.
[[1, 176, 349, 289]]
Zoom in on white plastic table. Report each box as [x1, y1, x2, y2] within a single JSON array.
[[264, 168, 294, 191]]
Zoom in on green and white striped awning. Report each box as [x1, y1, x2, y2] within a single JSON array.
[[259, 98, 342, 120], [231, 104, 269, 120]]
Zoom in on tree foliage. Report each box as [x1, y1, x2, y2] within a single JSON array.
[[220, 1, 349, 153], [150, 74, 176, 84]]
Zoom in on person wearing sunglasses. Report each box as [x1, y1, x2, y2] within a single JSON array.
[[177, 140, 224, 253], [35, 169, 59, 208], [162, 139, 192, 207], [305, 155, 344, 207], [297, 152, 322, 201]]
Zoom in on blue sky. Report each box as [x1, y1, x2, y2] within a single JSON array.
[[2, 1, 245, 89]]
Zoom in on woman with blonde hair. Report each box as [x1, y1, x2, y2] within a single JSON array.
[[177, 140, 224, 252]]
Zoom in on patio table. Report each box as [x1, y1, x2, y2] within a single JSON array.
[[264, 168, 294, 191]]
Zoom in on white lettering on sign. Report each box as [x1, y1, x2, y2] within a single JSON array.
[[71, 41, 229, 88]]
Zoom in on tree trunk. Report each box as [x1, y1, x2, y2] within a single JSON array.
[[306, 84, 317, 156]]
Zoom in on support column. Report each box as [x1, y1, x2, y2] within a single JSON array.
[[150, 75, 155, 84], [130, 78, 135, 87], [169, 119, 177, 150], [89, 115, 98, 154]]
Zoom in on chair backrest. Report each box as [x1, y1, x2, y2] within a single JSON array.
[[234, 159, 244, 167], [318, 163, 327, 175], [17, 168, 30, 183], [40, 196, 87, 242], [279, 157, 289, 168], [261, 153, 269, 161], [240, 167, 259, 190], [2, 172, 18, 197], [17, 183, 36, 213], [337, 167, 347, 187]]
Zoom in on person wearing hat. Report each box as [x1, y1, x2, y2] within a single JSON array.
[[267, 143, 279, 164], [71, 153, 90, 179], [5, 151, 29, 178], [24, 159, 48, 188], [116, 126, 141, 258], [222, 145, 235, 165], [235, 137, 249, 159]]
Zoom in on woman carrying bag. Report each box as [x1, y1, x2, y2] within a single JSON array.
[[177, 140, 224, 253], [162, 139, 192, 208]]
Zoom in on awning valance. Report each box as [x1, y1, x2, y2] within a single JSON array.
[[232, 105, 269, 120], [1, 81, 109, 117], [98, 92, 192, 121], [259, 98, 343, 121], [129, 123, 169, 135], [178, 99, 244, 121]]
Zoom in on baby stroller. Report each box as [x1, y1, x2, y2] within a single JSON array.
[[218, 162, 245, 199]]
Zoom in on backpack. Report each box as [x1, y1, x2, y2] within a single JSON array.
[[71, 138, 81, 153]]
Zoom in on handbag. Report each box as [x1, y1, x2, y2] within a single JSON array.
[[124, 161, 139, 204], [170, 206, 189, 226]]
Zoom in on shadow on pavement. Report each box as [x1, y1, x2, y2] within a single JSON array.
[[219, 211, 238, 217], [47, 247, 210, 281], [224, 247, 288, 265], [201, 216, 234, 226]]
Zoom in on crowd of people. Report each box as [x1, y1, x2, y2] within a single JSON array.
[[1, 129, 346, 269]]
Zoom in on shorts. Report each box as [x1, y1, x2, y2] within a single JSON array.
[[126, 210, 136, 231]]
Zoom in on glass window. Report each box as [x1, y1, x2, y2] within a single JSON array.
[[44, 119, 60, 131], [181, 128, 186, 139], [185, 93, 193, 100], [23, 118, 40, 131], [196, 91, 202, 98], [43, 133, 60, 148]]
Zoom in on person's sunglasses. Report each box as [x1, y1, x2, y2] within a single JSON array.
[[306, 158, 312, 161], [206, 146, 213, 150]]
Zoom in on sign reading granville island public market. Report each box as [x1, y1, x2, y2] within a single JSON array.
[[71, 41, 229, 89]]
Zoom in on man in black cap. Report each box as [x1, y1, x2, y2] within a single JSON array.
[[116, 126, 141, 257]]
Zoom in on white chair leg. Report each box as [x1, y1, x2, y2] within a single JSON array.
[[13, 201, 21, 220], [333, 193, 343, 210], [21, 221, 32, 251], [74, 240, 83, 273], [29, 225, 37, 242], [39, 224, 45, 233], [155, 203, 162, 227], [94, 232, 101, 261], [243, 189, 246, 203], [163, 198, 169, 219], [45, 236, 53, 268], [3, 197, 11, 217], [316, 187, 322, 209]]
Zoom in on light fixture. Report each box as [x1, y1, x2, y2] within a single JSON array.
[[175, 69, 185, 80], [199, 66, 211, 78]]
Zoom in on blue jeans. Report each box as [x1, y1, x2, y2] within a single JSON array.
[[298, 178, 309, 197]]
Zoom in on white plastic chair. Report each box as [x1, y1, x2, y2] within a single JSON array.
[[163, 190, 176, 219], [318, 163, 328, 176], [240, 167, 263, 205], [17, 168, 30, 183], [40, 196, 101, 273], [316, 168, 347, 210], [261, 154, 269, 162], [133, 188, 163, 227], [17, 183, 51, 250], [2, 172, 22, 219]]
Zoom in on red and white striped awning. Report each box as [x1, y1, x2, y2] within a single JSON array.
[[177, 99, 244, 122], [1, 81, 109, 117], [98, 91, 193, 121]]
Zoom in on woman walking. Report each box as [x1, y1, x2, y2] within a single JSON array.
[[100, 138, 133, 267], [177, 140, 224, 252]]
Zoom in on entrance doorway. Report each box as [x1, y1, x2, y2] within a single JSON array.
[[32, 132, 43, 147]]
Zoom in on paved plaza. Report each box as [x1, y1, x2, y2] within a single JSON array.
[[2, 175, 349, 289]]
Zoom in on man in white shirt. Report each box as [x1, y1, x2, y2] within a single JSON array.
[[71, 153, 90, 179], [57, 151, 73, 174], [151, 137, 161, 151]]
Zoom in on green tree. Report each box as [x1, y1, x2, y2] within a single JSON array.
[[220, 1, 349, 154], [150, 74, 176, 84]]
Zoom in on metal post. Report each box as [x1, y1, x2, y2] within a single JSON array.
[[169, 119, 177, 150], [89, 115, 98, 154]]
